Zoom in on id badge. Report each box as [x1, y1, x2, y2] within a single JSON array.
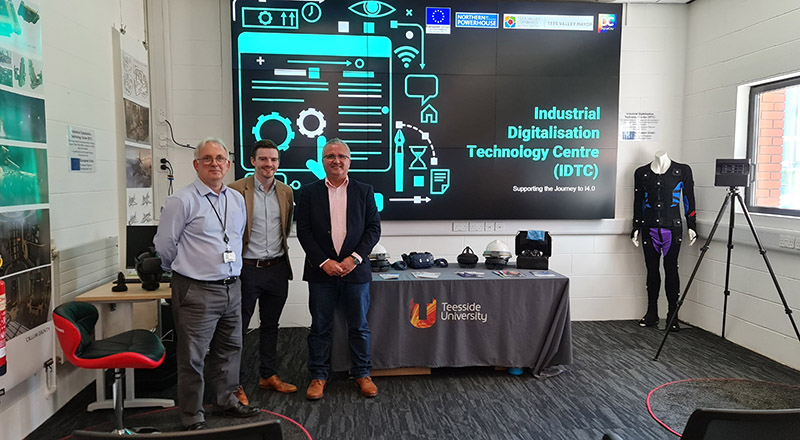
[[223, 250, 237, 263]]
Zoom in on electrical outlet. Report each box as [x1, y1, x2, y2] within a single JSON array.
[[779, 234, 795, 249], [452, 222, 468, 232], [158, 109, 166, 123], [495, 222, 505, 232], [469, 222, 485, 232], [157, 158, 169, 173], [485, 222, 495, 232], [795, 236, 800, 250]]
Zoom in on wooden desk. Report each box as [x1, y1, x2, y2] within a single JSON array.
[[76, 282, 174, 411]]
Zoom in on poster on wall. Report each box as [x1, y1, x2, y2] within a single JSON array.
[[125, 143, 154, 225], [67, 125, 96, 172], [122, 50, 150, 146], [0, 0, 53, 390], [619, 111, 660, 141], [120, 50, 153, 224], [0, 210, 52, 337], [231, 1, 622, 220]]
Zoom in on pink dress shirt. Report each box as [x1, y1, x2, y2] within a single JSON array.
[[326, 176, 349, 256]]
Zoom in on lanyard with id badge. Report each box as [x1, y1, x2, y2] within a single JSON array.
[[206, 193, 236, 264]]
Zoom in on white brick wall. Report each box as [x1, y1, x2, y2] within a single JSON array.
[[679, 0, 800, 370]]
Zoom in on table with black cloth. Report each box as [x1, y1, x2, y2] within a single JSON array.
[[331, 265, 572, 375]]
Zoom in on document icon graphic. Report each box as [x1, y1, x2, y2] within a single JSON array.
[[430, 169, 450, 195]]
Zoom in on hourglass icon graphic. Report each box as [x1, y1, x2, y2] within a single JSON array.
[[409, 145, 428, 170]]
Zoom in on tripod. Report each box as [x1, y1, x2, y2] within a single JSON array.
[[654, 186, 800, 360]]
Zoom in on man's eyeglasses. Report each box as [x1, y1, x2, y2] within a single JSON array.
[[197, 156, 229, 165], [323, 154, 350, 161]]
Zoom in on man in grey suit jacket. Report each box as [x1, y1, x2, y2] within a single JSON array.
[[229, 139, 296, 403]]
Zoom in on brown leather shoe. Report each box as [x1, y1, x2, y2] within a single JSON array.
[[306, 379, 326, 400], [233, 385, 249, 406], [259, 375, 298, 394], [355, 376, 378, 398]]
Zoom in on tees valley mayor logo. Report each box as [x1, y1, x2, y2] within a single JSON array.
[[504, 15, 516, 28], [409, 299, 489, 328]]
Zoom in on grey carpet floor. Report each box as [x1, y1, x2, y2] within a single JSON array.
[[647, 378, 800, 434], [26, 321, 800, 440]]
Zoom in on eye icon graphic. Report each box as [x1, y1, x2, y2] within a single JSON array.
[[348, 1, 396, 18]]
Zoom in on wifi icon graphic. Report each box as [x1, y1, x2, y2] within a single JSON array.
[[394, 45, 419, 68]]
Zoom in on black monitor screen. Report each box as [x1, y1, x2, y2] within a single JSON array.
[[126, 225, 159, 268], [231, 1, 622, 220]]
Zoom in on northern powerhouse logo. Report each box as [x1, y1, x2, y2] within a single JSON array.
[[409, 299, 488, 328]]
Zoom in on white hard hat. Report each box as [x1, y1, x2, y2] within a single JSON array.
[[369, 243, 390, 261], [483, 240, 512, 258]]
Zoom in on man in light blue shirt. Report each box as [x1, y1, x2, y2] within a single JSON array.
[[154, 138, 258, 431]]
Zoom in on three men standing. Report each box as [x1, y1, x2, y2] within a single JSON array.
[[229, 140, 297, 403], [157, 136, 381, 426]]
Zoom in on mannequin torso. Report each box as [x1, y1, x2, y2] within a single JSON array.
[[632, 151, 697, 247]]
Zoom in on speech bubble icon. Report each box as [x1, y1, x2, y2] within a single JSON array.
[[404, 74, 439, 107]]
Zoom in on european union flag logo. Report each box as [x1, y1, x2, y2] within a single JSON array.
[[426, 7, 450, 26]]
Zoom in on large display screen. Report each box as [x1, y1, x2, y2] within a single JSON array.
[[231, 1, 622, 220]]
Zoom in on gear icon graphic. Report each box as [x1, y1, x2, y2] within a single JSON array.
[[252, 112, 294, 151], [258, 11, 273, 25], [297, 107, 326, 138]]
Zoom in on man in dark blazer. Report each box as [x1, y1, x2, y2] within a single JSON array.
[[295, 138, 381, 400], [228, 140, 296, 403]]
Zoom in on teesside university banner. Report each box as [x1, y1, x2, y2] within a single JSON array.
[[331, 268, 573, 373], [410, 299, 488, 329]]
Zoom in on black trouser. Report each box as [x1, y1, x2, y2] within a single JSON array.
[[641, 227, 682, 314], [239, 260, 290, 380]]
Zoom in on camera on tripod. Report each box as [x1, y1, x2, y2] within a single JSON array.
[[714, 158, 751, 187], [655, 157, 800, 361]]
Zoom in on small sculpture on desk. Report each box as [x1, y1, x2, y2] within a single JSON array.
[[111, 272, 128, 292]]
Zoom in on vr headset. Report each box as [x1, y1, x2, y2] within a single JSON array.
[[371, 259, 391, 272], [402, 252, 434, 269], [515, 230, 552, 270], [135, 247, 164, 291], [484, 256, 509, 270]]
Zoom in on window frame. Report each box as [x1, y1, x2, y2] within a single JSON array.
[[745, 75, 800, 218]]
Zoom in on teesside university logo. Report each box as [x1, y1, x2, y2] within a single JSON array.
[[410, 298, 437, 328], [409, 299, 489, 328]]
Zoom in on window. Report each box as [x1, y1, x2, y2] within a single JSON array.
[[746, 76, 800, 216]]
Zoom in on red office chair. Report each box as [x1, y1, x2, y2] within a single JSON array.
[[53, 301, 165, 435]]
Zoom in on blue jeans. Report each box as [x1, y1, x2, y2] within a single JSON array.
[[307, 280, 371, 380]]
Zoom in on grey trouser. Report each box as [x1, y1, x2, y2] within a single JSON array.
[[171, 272, 243, 427]]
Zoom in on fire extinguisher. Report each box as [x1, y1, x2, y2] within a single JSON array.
[[1, 280, 7, 376]]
